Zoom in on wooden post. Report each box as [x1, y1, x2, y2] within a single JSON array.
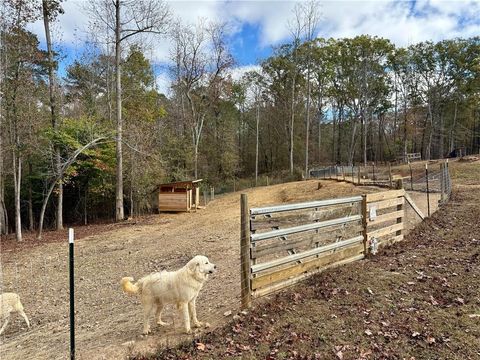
[[240, 194, 251, 309], [409, 161, 413, 191], [342, 166, 345, 181], [361, 194, 368, 256], [357, 166, 361, 185], [351, 166, 354, 184], [440, 162, 445, 203], [396, 189, 404, 240], [425, 163, 430, 217], [372, 162, 376, 185], [388, 162, 393, 188], [395, 178, 403, 190]]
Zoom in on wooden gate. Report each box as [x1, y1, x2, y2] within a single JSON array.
[[240, 189, 406, 308]]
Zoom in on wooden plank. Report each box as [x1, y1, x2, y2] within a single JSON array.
[[367, 222, 404, 240], [251, 235, 363, 273], [368, 197, 404, 211], [252, 224, 363, 259], [250, 196, 362, 216], [366, 189, 405, 203], [253, 254, 364, 298], [251, 242, 364, 290], [251, 215, 362, 242], [404, 192, 425, 220], [251, 205, 358, 231], [367, 210, 404, 226]]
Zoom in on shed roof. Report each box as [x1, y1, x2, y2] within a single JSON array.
[[157, 179, 203, 188]]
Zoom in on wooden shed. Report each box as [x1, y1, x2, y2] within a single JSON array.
[[153, 179, 203, 212]]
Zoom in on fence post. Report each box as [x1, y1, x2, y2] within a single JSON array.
[[342, 166, 345, 181], [357, 166, 361, 185], [372, 162, 376, 185], [69, 228, 75, 360], [351, 166, 354, 183], [446, 159, 451, 197], [425, 163, 431, 217], [388, 162, 393, 188], [361, 194, 368, 256], [409, 161, 413, 191], [203, 190, 207, 207], [440, 162, 445, 203], [240, 194, 251, 309]]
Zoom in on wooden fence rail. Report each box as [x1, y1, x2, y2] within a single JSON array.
[[241, 189, 407, 305]]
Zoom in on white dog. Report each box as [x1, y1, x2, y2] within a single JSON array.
[[0, 293, 30, 335], [121, 255, 216, 335]]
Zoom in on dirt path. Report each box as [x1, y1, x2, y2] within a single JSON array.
[[1, 180, 398, 360], [151, 184, 480, 360]]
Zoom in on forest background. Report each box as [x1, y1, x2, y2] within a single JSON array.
[[0, 0, 479, 240]]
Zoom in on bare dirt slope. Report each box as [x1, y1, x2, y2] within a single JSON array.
[[0, 180, 399, 360]]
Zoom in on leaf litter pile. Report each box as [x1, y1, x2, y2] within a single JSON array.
[[138, 185, 480, 360]]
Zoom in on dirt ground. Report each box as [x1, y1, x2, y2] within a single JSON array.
[[145, 165, 480, 360], [0, 179, 440, 360]]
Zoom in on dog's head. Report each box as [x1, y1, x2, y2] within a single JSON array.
[[187, 255, 217, 279]]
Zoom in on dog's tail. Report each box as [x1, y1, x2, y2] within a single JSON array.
[[121, 277, 140, 295]]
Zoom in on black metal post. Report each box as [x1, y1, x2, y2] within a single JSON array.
[[425, 164, 430, 217], [69, 228, 75, 360]]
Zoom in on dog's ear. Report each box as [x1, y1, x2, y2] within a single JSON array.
[[187, 259, 199, 273]]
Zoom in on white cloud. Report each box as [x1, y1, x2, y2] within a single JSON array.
[[228, 64, 262, 81], [24, 0, 480, 70], [155, 72, 172, 96]]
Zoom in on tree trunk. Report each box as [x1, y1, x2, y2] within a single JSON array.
[[0, 23, 7, 235], [362, 111, 367, 167], [289, 75, 295, 174], [304, 67, 311, 177], [449, 101, 458, 153], [255, 102, 259, 186], [403, 104, 408, 162], [13, 153, 22, 242], [194, 142, 199, 179], [42, 0, 63, 230], [28, 162, 34, 231], [84, 187, 88, 226], [115, 0, 124, 221]]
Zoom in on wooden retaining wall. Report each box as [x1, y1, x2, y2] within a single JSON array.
[[240, 189, 407, 308]]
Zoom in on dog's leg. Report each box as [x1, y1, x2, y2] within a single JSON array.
[[188, 298, 202, 328], [18, 310, 30, 329], [142, 300, 154, 335], [0, 315, 10, 336], [179, 302, 191, 334], [189, 298, 210, 329], [155, 302, 169, 326]]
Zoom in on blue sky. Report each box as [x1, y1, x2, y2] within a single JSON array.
[[27, 0, 480, 94]]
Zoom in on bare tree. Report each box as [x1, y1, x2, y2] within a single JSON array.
[[171, 19, 233, 179], [299, 0, 320, 177], [42, 0, 64, 230], [87, 0, 170, 221]]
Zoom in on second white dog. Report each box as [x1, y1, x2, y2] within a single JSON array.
[[0, 292, 30, 335], [121, 255, 216, 335]]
